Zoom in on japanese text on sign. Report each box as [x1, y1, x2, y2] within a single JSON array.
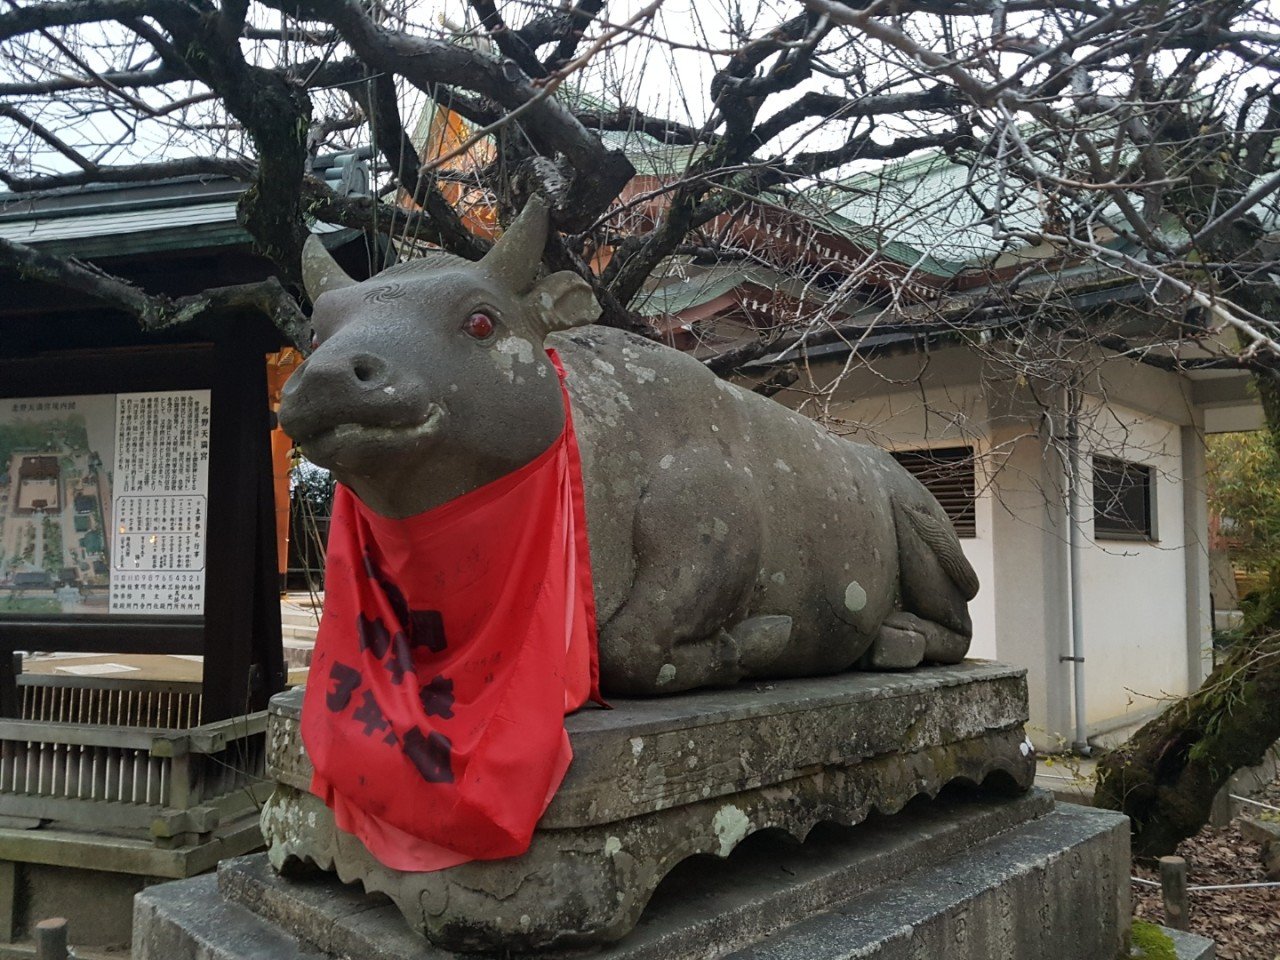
[[109, 391, 211, 615]]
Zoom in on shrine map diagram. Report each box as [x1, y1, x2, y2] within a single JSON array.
[[0, 395, 115, 615]]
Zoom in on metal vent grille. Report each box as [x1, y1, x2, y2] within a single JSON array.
[[890, 446, 977, 538]]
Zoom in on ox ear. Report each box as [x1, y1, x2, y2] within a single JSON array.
[[526, 271, 602, 336]]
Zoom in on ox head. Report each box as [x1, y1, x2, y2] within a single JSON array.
[[278, 197, 601, 518]]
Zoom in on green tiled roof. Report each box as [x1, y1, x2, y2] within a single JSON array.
[[0, 177, 250, 258], [634, 268, 744, 316], [773, 196, 969, 278], [596, 129, 703, 177], [632, 260, 851, 318]]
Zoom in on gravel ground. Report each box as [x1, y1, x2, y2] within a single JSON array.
[[1131, 772, 1280, 960]]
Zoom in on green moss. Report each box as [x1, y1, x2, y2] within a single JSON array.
[[1130, 920, 1177, 960]]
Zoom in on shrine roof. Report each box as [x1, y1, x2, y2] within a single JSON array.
[[0, 175, 249, 259]]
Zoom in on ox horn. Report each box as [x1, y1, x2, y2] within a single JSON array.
[[481, 195, 549, 294], [301, 234, 357, 303]]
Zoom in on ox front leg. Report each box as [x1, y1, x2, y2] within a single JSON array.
[[599, 614, 794, 696], [862, 611, 969, 670], [597, 471, 770, 696]]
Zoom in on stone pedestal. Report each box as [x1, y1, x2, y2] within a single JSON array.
[[128, 662, 1180, 959], [263, 663, 1035, 952]]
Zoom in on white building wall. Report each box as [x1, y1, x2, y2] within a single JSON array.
[[1076, 398, 1192, 729], [983, 420, 1073, 747]]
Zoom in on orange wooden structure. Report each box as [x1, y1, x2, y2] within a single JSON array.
[[267, 348, 305, 580]]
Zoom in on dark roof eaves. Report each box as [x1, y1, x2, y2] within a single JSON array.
[[0, 175, 246, 223]]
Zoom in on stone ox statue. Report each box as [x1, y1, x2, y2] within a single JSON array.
[[279, 199, 978, 696]]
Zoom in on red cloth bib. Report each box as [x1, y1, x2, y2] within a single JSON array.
[[301, 351, 601, 872]]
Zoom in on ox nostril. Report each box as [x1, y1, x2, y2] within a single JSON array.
[[352, 354, 386, 385]]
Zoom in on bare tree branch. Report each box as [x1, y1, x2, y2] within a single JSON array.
[[0, 0, 156, 43], [274, 0, 635, 228], [1, 155, 254, 191], [336, 72, 487, 260], [0, 103, 94, 170], [467, 0, 545, 79], [0, 65, 187, 97]]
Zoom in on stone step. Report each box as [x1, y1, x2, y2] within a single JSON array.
[[280, 612, 321, 630], [0, 941, 148, 960], [242, 791, 1057, 960], [133, 874, 320, 960], [725, 801, 1130, 960], [132, 796, 1136, 960], [1034, 756, 1097, 805]]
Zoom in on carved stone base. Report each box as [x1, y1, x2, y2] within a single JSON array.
[[261, 663, 1037, 953]]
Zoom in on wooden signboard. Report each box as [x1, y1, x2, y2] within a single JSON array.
[[0, 337, 285, 721]]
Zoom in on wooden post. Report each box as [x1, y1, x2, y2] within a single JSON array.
[[0, 861, 17, 943], [34, 917, 68, 960], [202, 327, 286, 720], [1159, 855, 1189, 931]]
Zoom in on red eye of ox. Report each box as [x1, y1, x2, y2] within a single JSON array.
[[464, 312, 495, 340]]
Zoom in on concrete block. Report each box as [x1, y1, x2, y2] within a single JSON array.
[[132, 874, 315, 960], [1160, 925, 1216, 960], [236, 791, 1053, 960], [725, 802, 1130, 960], [1238, 815, 1280, 845]]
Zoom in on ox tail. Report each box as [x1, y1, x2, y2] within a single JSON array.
[[898, 500, 980, 602]]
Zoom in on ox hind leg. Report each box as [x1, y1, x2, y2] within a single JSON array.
[[863, 498, 977, 669], [597, 476, 791, 696]]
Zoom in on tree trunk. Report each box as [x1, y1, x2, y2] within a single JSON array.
[[1092, 629, 1280, 857]]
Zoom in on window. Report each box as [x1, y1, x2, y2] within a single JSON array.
[[890, 446, 976, 538], [1092, 456, 1154, 540]]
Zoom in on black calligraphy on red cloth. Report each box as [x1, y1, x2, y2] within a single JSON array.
[[323, 550, 457, 783]]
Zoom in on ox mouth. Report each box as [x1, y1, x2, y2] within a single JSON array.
[[291, 403, 446, 453]]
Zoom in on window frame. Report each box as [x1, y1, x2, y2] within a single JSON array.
[[1091, 455, 1157, 542]]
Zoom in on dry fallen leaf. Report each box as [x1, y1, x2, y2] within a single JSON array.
[[1130, 770, 1280, 960]]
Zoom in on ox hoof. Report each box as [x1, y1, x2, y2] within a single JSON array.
[[728, 614, 793, 676], [866, 612, 970, 668], [862, 619, 926, 670]]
